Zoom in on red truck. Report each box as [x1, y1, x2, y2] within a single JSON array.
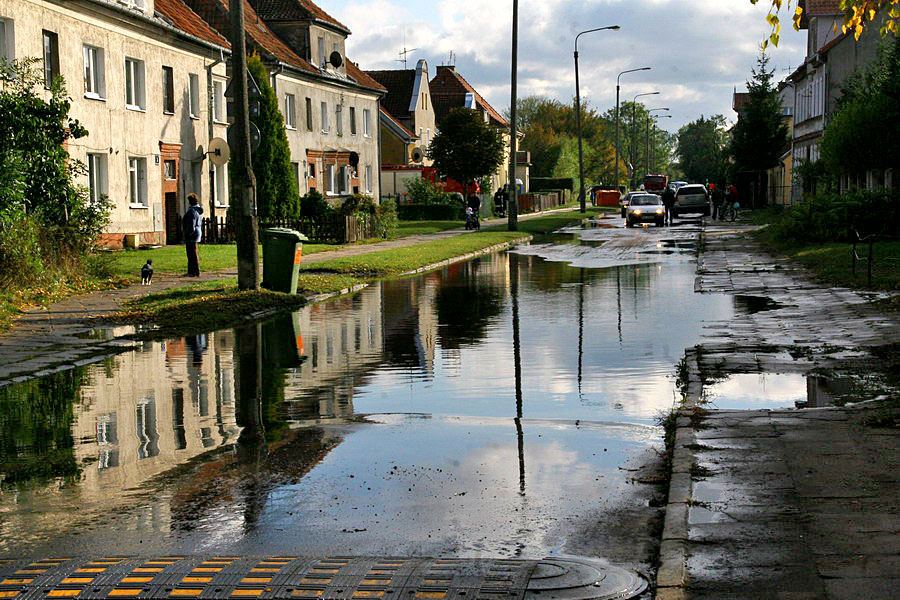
[[643, 174, 669, 195]]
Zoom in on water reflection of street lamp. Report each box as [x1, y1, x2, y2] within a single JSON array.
[[510, 252, 525, 495], [574, 25, 620, 213], [631, 91, 658, 189], [646, 108, 670, 173], [615, 68, 651, 192]]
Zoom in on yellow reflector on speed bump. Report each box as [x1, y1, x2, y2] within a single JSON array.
[[121, 578, 154, 584], [47, 590, 81, 597], [61, 578, 94, 584], [0, 591, 20, 598], [108, 590, 143, 597], [230, 590, 263, 596], [170, 590, 203, 597], [181, 577, 212, 584]]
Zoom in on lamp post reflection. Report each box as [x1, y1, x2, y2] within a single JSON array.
[[234, 322, 267, 530], [510, 252, 525, 496]]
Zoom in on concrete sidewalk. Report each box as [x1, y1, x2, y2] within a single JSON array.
[[656, 229, 900, 599], [0, 208, 576, 385]]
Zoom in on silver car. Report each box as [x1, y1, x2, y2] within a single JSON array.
[[673, 184, 710, 217], [625, 194, 665, 228], [620, 191, 645, 218]]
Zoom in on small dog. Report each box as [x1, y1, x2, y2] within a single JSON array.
[[141, 260, 154, 285]]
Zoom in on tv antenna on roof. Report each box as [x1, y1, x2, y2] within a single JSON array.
[[445, 51, 456, 66], [396, 46, 418, 69]]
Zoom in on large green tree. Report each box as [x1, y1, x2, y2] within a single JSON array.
[[729, 53, 788, 190], [601, 101, 675, 188], [676, 115, 729, 184], [247, 55, 300, 220], [427, 107, 505, 198]]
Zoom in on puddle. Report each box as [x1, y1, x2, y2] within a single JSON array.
[[703, 372, 863, 409], [733, 295, 785, 314]]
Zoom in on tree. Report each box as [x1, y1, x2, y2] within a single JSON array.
[[729, 52, 789, 206], [600, 101, 675, 188], [427, 107, 505, 199], [676, 115, 729, 184], [820, 36, 900, 177], [247, 55, 300, 220], [754, 0, 900, 46]]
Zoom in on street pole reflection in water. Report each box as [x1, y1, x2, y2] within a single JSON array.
[[234, 322, 267, 530], [510, 252, 525, 495], [577, 267, 584, 399]]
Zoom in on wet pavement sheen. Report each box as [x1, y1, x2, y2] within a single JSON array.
[[1, 221, 728, 572]]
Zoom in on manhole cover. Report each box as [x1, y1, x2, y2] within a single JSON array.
[[525, 557, 646, 600]]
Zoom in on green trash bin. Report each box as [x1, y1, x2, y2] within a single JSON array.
[[260, 227, 308, 294]]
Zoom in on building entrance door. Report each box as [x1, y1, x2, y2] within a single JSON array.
[[165, 192, 180, 244]]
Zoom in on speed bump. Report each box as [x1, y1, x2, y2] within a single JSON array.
[[0, 557, 645, 600]]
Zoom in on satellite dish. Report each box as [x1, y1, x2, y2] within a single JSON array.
[[329, 51, 343, 69], [208, 137, 230, 166], [411, 146, 424, 163]]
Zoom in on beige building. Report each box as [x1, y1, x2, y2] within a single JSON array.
[[1, 0, 384, 247], [0, 0, 232, 246]]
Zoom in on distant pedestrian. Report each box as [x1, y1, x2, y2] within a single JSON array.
[[182, 193, 203, 277], [711, 184, 725, 220], [661, 186, 676, 226]]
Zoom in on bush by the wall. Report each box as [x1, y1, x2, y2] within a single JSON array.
[[766, 189, 900, 245], [397, 204, 463, 221], [530, 177, 574, 192], [300, 190, 332, 219], [375, 199, 398, 238], [405, 178, 453, 204]]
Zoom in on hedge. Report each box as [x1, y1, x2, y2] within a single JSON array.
[[530, 177, 574, 192], [398, 204, 464, 221]]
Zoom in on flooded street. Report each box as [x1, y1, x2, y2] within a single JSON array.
[[1, 221, 732, 570]]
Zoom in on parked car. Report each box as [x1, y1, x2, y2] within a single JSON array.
[[673, 184, 710, 217], [625, 194, 665, 227], [620, 191, 646, 218], [668, 181, 688, 193]]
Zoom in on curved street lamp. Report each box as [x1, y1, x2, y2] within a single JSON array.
[[630, 91, 659, 189], [646, 108, 670, 173], [574, 25, 620, 213], [615, 67, 650, 193]]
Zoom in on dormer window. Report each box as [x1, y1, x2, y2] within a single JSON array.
[[318, 36, 325, 68]]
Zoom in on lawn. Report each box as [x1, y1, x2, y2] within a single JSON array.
[[788, 240, 900, 290]]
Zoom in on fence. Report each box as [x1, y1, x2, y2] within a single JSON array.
[[516, 191, 567, 213], [202, 213, 376, 245]]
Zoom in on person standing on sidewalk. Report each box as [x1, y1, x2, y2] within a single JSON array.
[[182, 193, 204, 277], [711, 183, 725, 220]]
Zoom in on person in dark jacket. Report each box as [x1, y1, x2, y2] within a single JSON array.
[[661, 187, 676, 226], [182, 193, 204, 276]]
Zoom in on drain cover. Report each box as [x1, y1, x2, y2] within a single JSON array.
[[525, 557, 646, 600]]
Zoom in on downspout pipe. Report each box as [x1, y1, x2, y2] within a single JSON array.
[[206, 48, 225, 224]]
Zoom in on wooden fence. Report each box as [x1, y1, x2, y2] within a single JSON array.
[[201, 214, 376, 245]]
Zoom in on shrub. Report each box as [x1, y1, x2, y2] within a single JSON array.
[[338, 194, 377, 217], [766, 190, 900, 245], [300, 189, 332, 219], [375, 199, 398, 238], [0, 210, 43, 287], [404, 178, 452, 204], [397, 204, 463, 221]]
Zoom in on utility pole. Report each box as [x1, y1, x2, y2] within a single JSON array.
[[229, 0, 259, 290], [507, 0, 519, 231], [615, 67, 651, 194], [630, 91, 658, 189]]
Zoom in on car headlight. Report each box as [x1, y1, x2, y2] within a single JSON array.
[[633, 209, 642, 215], [655, 208, 664, 214]]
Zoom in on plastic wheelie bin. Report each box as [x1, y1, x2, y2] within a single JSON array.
[[260, 227, 308, 294]]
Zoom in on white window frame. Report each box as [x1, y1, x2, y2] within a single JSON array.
[[212, 163, 228, 207], [83, 44, 105, 100], [335, 104, 343, 136], [324, 163, 334, 194], [188, 73, 200, 118], [349, 106, 357, 136], [0, 18, 15, 64], [87, 153, 107, 204], [284, 93, 296, 129], [363, 108, 371, 137], [292, 162, 300, 188], [124, 57, 146, 111], [128, 157, 147, 207], [43, 30, 59, 89], [337, 165, 349, 194], [212, 78, 226, 123], [321, 101, 329, 133], [162, 65, 175, 113], [318, 36, 326, 68], [364, 165, 372, 193]]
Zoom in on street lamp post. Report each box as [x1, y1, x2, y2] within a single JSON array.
[[615, 67, 650, 194], [645, 108, 670, 173], [648, 114, 671, 172], [631, 91, 658, 189], [574, 25, 620, 213]]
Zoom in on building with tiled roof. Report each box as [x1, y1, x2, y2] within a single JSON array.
[[430, 65, 509, 128], [366, 59, 437, 168]]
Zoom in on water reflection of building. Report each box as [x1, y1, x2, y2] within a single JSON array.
[[73, 331, 239, 502]]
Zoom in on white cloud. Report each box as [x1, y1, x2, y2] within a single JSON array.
[[334, 0, 807, 130]]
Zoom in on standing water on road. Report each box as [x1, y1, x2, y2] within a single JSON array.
[[0, 226, 731, 569]]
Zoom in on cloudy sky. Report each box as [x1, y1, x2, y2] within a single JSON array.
[[330, 0, 808, 132]]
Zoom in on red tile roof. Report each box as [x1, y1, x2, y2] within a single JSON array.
[[365, 69, 416, 121], [155, 0, 230, 48], [732, 91, 750, 114], [430, 66, 508, 128], [380, 106, 416, 139], [252, 0, 350, 33], [806, 0, 843, 15], [346, 61, 386, 93]]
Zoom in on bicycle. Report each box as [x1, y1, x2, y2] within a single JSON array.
[[720, 201, 739, 222]]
